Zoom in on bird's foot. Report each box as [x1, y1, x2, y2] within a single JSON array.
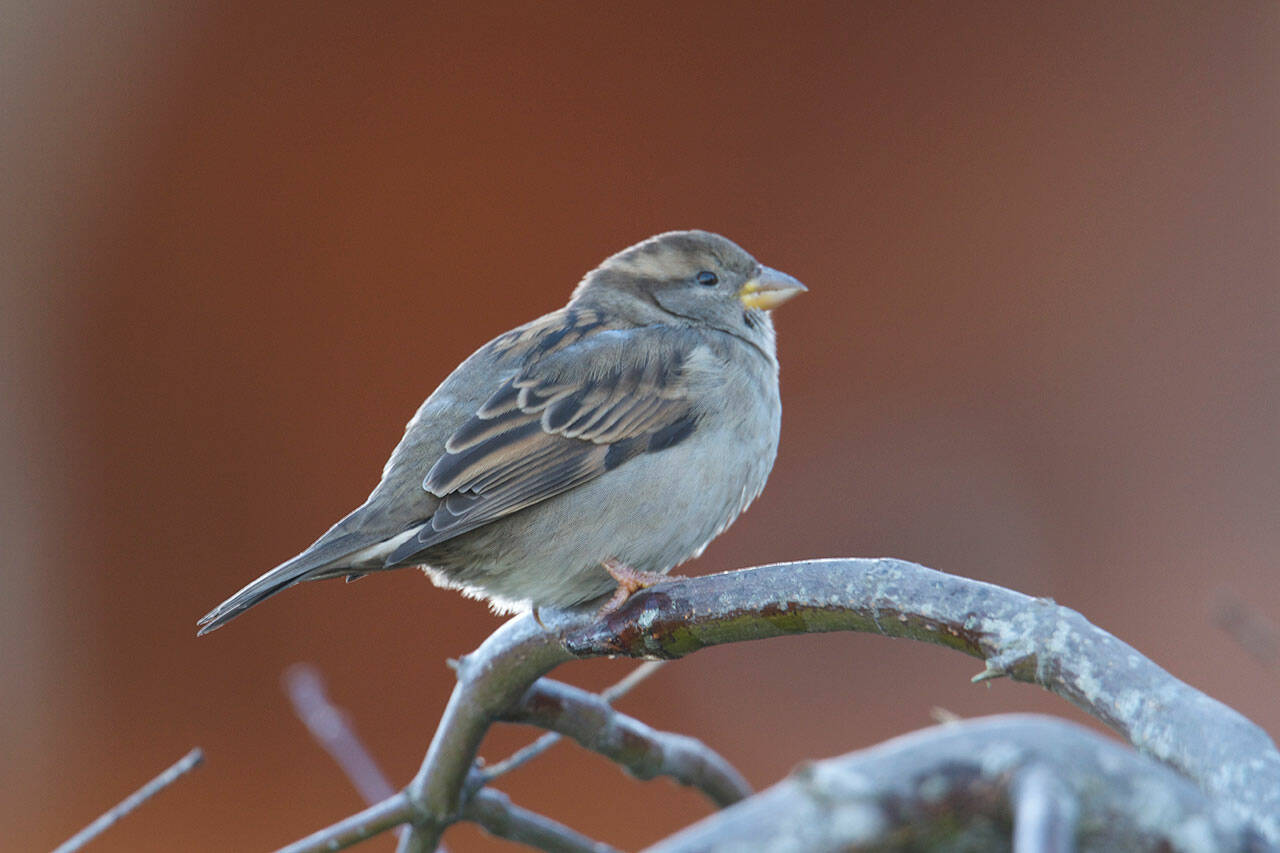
[[596, 559, 669, 618]]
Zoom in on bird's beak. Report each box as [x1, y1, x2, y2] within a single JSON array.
[[738, 267, 807, 311]]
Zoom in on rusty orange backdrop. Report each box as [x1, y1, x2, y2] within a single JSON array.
[[4, 3, 1277, 850]]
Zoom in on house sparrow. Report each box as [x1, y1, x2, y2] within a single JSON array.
[[198, 230, 805, 635]]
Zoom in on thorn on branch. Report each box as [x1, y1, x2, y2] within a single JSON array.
[[971, 666, 1007, 683], [930, 707, 962, 725]]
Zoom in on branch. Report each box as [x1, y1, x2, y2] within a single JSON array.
[[278, 793, 414, 853], [499, 678, 751, 807], [53, 747, 204, 853], [640, 714, 1262, 852], [283, 664, 650, 852], [1010, 762, 1077, 853], [276, 786, 623, 853], [284, 663, 397, 804], [463, 788, 623, 853], [394, 614, 578, 849], [283, 663, 418, 850], [1213, 588, 1280, 677], [479, 661, 666, 783], [278, 558, 1279, 850], [563, 558, 1280, 842]]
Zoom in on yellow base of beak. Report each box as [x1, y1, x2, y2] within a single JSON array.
[[738, 266, 807, 311]]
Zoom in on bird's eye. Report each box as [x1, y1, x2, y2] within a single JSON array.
[[696, 270, 718, 287]]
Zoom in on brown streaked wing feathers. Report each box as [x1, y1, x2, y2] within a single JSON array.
[[386, 312, 704, 562]]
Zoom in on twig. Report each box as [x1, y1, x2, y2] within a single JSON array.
[[480, 661, 666, 783], [284, 663, 396, 803], [463, 788, 623, 853], [1011, 763, 1077, 853], [283, 663, 418, 850], [53, 747, 204, 853], [1213, 588, 1280, 676], [277, 792, 413, 853], [500, 678, 750, 807], [601, 660, 666, 701], [477, 732, 561, 784], [642, 715, 1255, 852]]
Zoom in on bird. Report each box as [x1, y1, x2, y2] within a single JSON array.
[[197, 230, 805, 635]]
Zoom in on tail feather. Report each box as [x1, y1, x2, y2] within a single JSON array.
[[196, 531, 372, 635]]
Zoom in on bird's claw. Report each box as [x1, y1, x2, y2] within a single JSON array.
[[596, 559, 669, 618]]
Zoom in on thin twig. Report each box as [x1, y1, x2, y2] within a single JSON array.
[[602, 660, 666, 701], [276, 792, 413, 853], [283, 663, 416, 850], [284, 663, 396, 803], [1213, 588, 1280, 677], [53, 747, 204, 853], [463, 788, 622, 853], [1011, 763, 1078, 853], [480, 661, 666, 783], [478, 732, 562, 783]]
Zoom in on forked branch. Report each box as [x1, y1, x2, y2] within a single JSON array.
[[274, 558, 1279, 851]]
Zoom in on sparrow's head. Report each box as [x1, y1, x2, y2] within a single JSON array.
[[572, 230, 806, 342]]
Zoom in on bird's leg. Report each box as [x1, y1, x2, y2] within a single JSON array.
[[597, 558, 669, 617]]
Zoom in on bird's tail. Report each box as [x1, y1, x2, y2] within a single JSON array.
[[196, 531, 372, 636]]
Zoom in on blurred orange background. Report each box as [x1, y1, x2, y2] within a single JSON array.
[[4, 3, 1277, 850]]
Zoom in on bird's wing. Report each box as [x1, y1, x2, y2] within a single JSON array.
[[386, 321, 708, 564]]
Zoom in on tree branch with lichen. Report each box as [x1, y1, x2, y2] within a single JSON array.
[[269, 557, 1279, 852], [643, 714, 1261, 852]]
